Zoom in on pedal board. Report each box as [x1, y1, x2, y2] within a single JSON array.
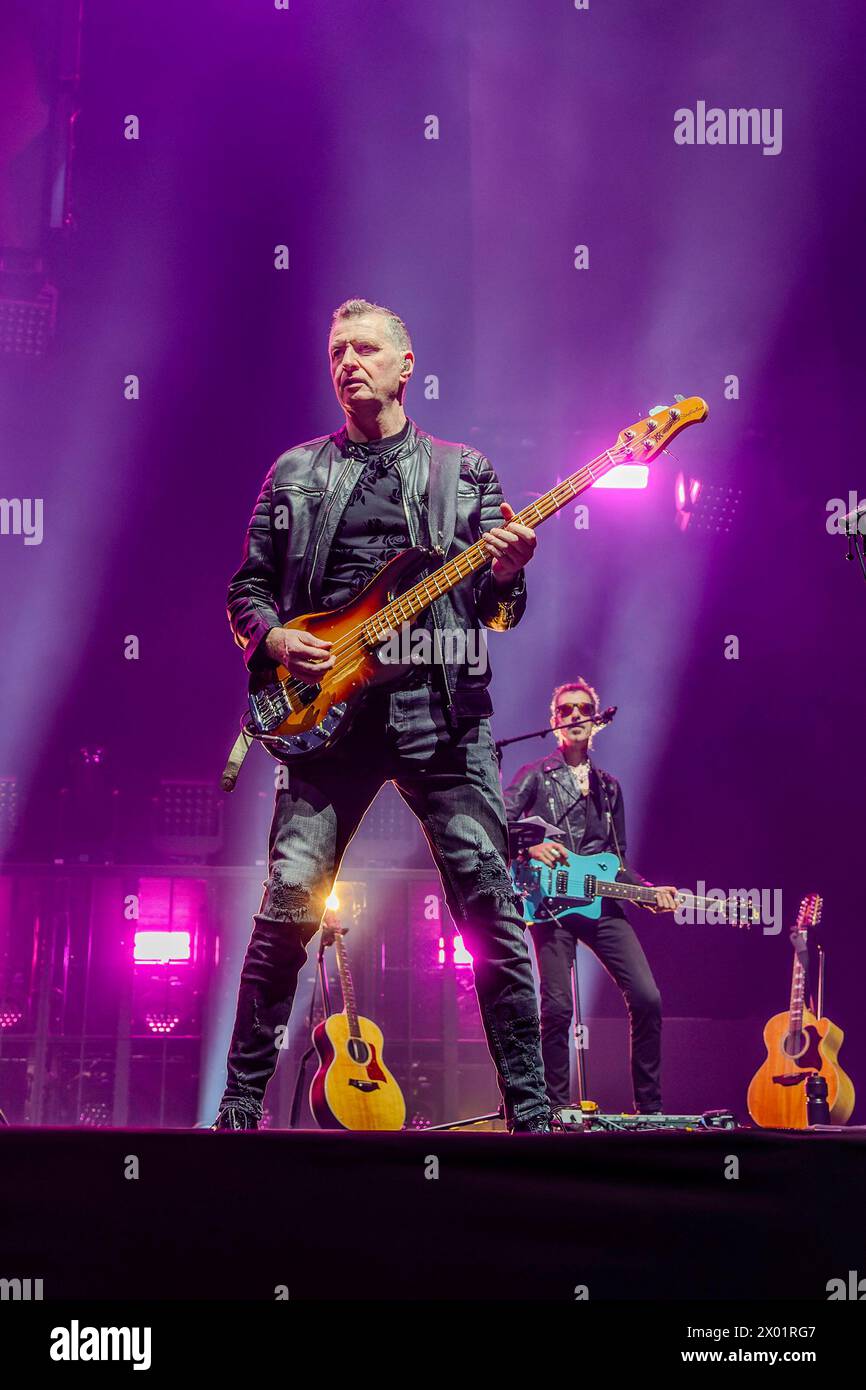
[[554, 1107, 737, 1132]]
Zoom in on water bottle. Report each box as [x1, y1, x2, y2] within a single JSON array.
[[806, 1073, 831, 1125]]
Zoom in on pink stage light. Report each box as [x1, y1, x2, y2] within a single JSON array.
[[437, 934, 474, 967], [133, 930, 191, 964], [592, 463, 649, 489], [145, 1011, 181, 1035], [674, 471, 705, 531], [452, 935, 473, 966]]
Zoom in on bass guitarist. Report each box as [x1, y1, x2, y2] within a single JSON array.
[[214, 298, 552, 1133], [504, 680, 677, 1116]]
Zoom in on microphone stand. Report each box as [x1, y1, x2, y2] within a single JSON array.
[[493, 710, 617, 766], [842, 504, 866, 583]]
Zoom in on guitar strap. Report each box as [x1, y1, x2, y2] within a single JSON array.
[[221, 722, 255, 793], [598, 771, 625, 864], [424, 437, 464, 723], [426, 435, 463, 557]]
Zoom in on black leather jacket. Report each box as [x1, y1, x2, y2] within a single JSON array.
[[504, 750, 649, 888], [226, 418, 527, 720]]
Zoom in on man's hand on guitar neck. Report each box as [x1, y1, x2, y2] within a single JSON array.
[[482, 502, 537, 585], [265, 626, 335, 680], [641, 886, 679, 914]]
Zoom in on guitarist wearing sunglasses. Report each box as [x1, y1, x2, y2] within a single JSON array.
[[504, 681, 677, 1117]]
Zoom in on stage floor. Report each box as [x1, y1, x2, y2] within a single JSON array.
[[1, 1126, 863, 1300]]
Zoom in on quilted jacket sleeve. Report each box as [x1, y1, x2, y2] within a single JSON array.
[[226, 461, 283, 672], [471, 451, 528, 631]]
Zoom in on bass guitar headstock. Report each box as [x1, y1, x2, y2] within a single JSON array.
[[614, 395, 709, 465]]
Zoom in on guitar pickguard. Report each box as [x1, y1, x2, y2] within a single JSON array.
[[772, 1026, 823, 1080], [512, 851, 620, 923]]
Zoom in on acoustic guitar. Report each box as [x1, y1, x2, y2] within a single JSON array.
[[246, 397, 709, 761], [747, 893, 854, 1129], [309, 921, 406, 1131]]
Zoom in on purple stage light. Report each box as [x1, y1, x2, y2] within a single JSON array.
[[675, 472, 739, 533], [133, 930, 191, 965], [78, 1102, 112, 1128], [145, 1011, 181, 1036], [438, 933, 473, 968], [675, 473, 703, 509], [592, 464, 649, 490]]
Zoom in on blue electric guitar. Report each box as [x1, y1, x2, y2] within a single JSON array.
[[512, 849, 755, 927]]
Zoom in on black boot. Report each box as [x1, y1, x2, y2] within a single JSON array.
[[211, 1103, 259, 1131], [509, 1108, 553, 1134], [216, 915, 310, 1124]]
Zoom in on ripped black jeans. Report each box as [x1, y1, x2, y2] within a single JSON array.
[[218, 684, 548, 1127]]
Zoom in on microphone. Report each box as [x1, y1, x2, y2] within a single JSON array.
[[593, 705, 618, 727]]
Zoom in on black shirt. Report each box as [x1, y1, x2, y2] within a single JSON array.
[[321, 420, 434, 687], [556, 768, 611, 855], [320, 420, 418, 609]]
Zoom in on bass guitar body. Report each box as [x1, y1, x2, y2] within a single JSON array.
[[747, 1010, 854, 1129], [248, 547, 434, 760], [310, 1011, 407, 1131]]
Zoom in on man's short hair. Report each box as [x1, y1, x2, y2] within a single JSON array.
[[329, 298, 413, 356]]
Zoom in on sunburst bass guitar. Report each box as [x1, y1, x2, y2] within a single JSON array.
[[747, 893, 854, 1129], [245, 397, 709, 761]]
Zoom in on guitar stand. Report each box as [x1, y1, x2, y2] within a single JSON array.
[[422, 1107, 504, 1132], [288, 925, 337, 1129]]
